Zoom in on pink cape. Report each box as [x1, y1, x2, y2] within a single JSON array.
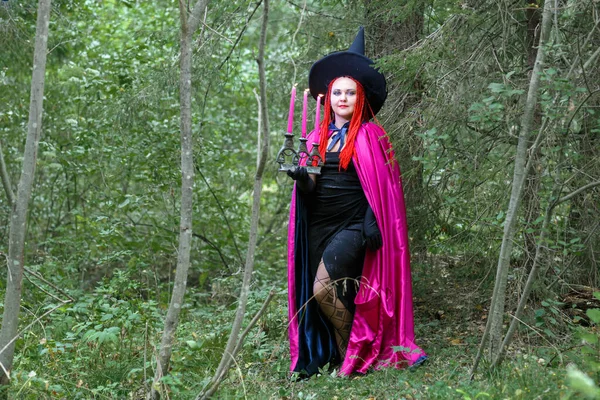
[[287, 122, 425, 375]]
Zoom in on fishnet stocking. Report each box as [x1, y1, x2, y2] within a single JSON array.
[[313, 260, 354, 362]]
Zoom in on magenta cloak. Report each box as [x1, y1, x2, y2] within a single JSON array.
[[287, 122, 426, 376]]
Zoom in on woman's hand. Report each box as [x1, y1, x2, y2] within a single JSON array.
[[363, 206, 382, 250], [287, 167, 315, 193]]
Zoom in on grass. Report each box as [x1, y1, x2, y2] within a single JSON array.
[[5, 256, 598, 399], [198, 327, 569, 399], [193, 256, 590, 399]]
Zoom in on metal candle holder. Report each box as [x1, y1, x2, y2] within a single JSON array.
[[276, 133, 323, 175]]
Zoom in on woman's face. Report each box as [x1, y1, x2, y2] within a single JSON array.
[[330, 77, 357, 125]]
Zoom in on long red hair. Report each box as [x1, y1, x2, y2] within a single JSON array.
[[317, 77, 372, 170]]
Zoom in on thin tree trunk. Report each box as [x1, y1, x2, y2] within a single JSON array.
[[0, 0, 51, 393], [197, 1, 269, 398], [493, 180, 600, 367], [521, 0, 544, 273], [148, 1, 208, 399], [471, 0, 554, 376]]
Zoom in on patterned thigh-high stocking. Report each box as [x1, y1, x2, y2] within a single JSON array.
[[313, 260, 354, 362]]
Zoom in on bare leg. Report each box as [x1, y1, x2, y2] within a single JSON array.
[[313, 259, 354, 362]]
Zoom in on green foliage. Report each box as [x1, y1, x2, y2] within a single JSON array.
[[10, 270, 162, 398], [567, 365, 600, 399], [534, 298, 568, 338]]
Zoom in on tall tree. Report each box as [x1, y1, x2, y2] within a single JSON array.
[[198, 0, 270, 398], [0, 0, 52, 393], [471, 0, 554, 374], [149, 1, 209, 398]]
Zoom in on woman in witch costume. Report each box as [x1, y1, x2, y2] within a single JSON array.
[[286, 27, 426, 377]]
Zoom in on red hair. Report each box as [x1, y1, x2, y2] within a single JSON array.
[[317, 77, 372, 170]]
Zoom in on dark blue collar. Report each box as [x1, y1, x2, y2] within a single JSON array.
[[327, 122, 350, 152]]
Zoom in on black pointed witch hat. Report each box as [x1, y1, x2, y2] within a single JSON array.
[[308, 27, 387, 117]]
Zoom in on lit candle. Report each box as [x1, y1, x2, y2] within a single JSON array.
[[287, 85, 296, 134], [301, 89, 309, 138], [315, 94, 322, 133]]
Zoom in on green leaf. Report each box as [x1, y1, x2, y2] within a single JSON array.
[[580, 333, 599, 345], [101, 313, 114, 321], [543, 328, 556, 338], [586, 309, 600, 324], [468, 102, 484, 112], [567, 365, 600, 398], [186, 340, 204, 350], [507, 89, 524, 96], [535, 309, 545, 317], [488, 82, 505, 93]]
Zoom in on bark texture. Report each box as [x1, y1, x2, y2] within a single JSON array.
[[0, 0, 52, 391], [148, 1, 209, 399], [197, 1, 269, 398], [471, 0, 554, 375]]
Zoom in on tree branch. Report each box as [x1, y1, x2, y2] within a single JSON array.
[[555, 180, 600, 206], [565, 89, 600, 133], [284, 0, 343, 19], [231, 289, 276, 357], [199, 289, 276, 399], [0, 301, 69, 364], [216, 1, 262, 71], [23, 266, 75, 302], [195, 165, 244, 266], [188, 0, 210, 36], [471, 0, 554, 376], [0, 141, 14, 206], [491, 178, 600, 367], [196, 1, 269, 398], [125, 218, 232, 272]]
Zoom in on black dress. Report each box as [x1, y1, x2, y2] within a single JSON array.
[[305, 151, 369, 313]]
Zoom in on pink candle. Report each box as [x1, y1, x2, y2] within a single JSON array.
[[314, 94, 322, 133], [287, 85, 296, 133], [301, 89, 309, 138]]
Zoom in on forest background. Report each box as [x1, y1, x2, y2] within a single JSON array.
[[1, 0, 599, 399]]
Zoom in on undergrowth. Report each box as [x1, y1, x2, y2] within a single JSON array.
[[4, 260, 600, 399]]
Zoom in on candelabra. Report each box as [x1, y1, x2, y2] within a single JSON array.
[[276, 133, 323, 175]]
